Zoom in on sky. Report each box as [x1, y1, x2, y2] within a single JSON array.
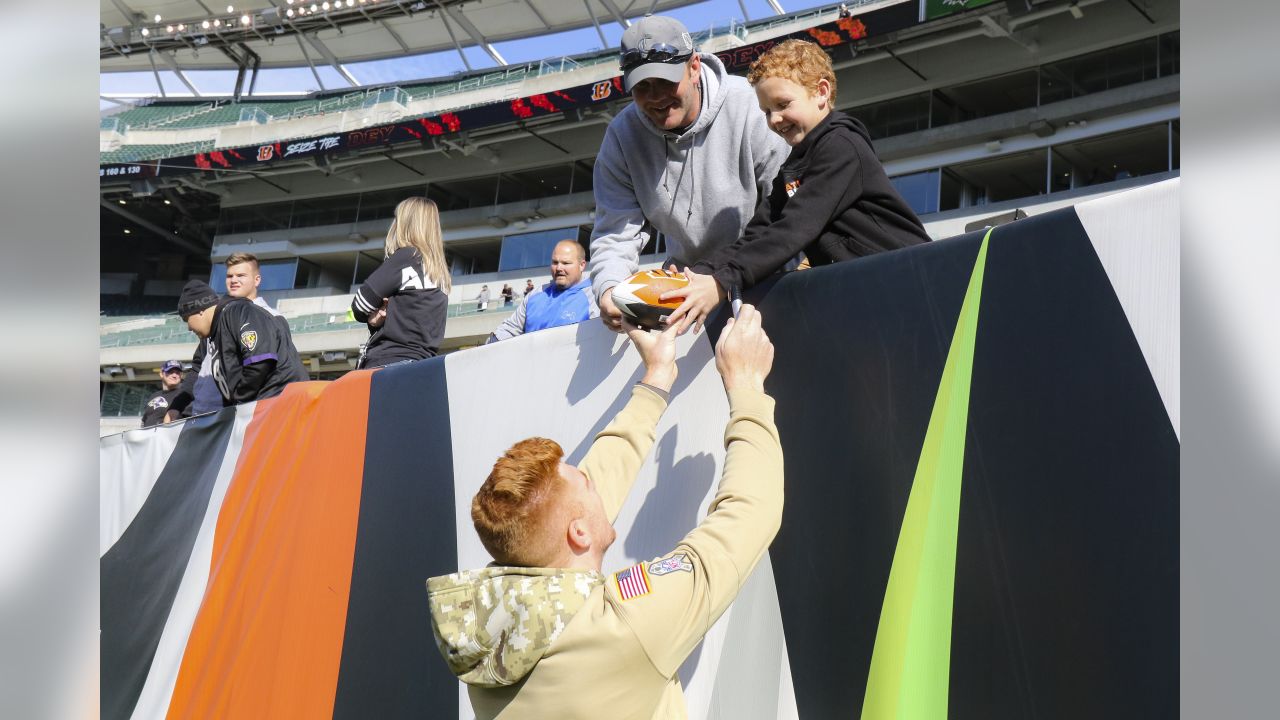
[[100, 0, 838, 105]]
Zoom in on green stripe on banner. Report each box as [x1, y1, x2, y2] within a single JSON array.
[[861, 227, 991, 720]]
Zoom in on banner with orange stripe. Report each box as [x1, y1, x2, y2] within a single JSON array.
[[101, 184, 1180, 720]]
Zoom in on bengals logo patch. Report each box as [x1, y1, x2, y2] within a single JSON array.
[[240, 330, 258, 351], [785, 179, 802, 197]]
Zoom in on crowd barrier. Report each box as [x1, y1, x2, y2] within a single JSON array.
[[101, 179, 1178, 719]]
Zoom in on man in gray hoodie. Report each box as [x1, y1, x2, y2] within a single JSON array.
[[589, 14, 790, 331]]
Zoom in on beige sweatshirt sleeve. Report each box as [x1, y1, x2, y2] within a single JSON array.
[[606, 388, 784, 677], [578, 384, 668, 522]]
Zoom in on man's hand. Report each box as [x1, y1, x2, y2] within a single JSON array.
[[599, 287, 625, 333], [714, 304, 774, 394], [660, 266, 725, 336], [624, 318, 679, 393], [367, 299, 388, 329]]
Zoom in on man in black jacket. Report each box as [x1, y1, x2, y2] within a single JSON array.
[[177, 280, 309, 405]]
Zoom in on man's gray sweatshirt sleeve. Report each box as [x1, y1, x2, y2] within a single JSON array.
[[589, 128, 651, 302]]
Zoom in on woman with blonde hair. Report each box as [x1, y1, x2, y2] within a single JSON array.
[[350, 196, 451, 368]]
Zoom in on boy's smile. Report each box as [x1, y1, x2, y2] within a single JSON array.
[[754, 76, 831, 147]]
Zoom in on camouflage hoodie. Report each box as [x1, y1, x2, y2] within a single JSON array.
[[427, 565, 604, 687]]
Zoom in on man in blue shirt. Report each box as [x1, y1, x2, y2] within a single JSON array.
[[487, 240, 599, 343]]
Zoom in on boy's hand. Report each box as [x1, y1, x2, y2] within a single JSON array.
[[660, 266, 726, 336], [624, 318, 679, 392], [714, 304, 773, 394]]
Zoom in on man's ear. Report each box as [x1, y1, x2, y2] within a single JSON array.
[[567, 517, 591, 553]]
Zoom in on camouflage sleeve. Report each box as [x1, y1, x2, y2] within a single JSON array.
[[578, 384, 668, 522], [605, 388, 783, 678]]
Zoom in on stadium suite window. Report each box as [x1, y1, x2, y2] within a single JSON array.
[[1039, 35, 1160, 104], [209, 258, 298, 293], [889, 170, 941, 216], [499, 227, 584, 273]]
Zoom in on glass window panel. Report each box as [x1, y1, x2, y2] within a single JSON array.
[[889, 169, 941, 216], [1047, 122, 1171, 192], [499, 227, 580, 272], [849, 92, 931, 139], [1159, 31, 1179, 77], [209, 258, 297, 293], [932, 70, 1038, 127], [945, 149, 1047, 206], [1040, 36, 1158, 103]]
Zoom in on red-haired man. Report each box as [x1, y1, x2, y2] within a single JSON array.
[[428, 307, 783, 719]]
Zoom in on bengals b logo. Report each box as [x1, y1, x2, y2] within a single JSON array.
[[257, 145, 274, 161], [591, 81, 612, 101]]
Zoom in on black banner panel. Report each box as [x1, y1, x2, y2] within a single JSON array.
[[760, 207, 1178, 718]]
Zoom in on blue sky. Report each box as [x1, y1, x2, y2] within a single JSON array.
[[100, 0, 836, 104]]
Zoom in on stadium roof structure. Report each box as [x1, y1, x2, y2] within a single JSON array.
[[101, 0, 707, 77]]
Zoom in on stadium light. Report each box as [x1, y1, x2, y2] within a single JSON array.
[[118, 199, 127, 205], [154, 14, 162, 22], [241, 14, 251, 25], [287, 8, 294, 16], [202, 19, 211, 29], [177, 23, 185, 31], [213, 18, 222, 27], [227, 5, 235, 12], [322, 1, 330, 10], [166, 25, 174, 32], [140, 27, 150, 36]]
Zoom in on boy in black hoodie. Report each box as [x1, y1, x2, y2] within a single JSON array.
[[665, 39, 931, 333]]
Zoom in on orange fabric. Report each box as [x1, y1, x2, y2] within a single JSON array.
[[167, 375, 373, 720]]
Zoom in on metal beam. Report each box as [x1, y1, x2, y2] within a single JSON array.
[[294, 33, 327, 90], [305, 34, 361, 87], [108, 0, 139, 24], [154, 51, 202, 96], [520, 0, 553, 29], [440, 2, 508, 66], [766, 0, 786, 14], [101, 199, 208, 255], [432, 1, 473, 71], [147, 50, 167, 98], [378, 20, 411, 53], [583, 0, 608, 49], [597, 0, 632, 30]]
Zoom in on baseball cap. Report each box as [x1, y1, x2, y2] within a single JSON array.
[[161, 360, 184, 374], [620, 15, 696, 92], [177, 279, 219, 319]]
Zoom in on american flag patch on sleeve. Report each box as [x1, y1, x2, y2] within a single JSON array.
[[614, 563, 651, 601]]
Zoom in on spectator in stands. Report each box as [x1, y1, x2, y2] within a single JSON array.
[[501, 283, 515, 307], [178, 252, 287, 417], [178, 280, 309, 405], [428, 305, 781, 719], [487, 240, 599, 343], [476, 285, 491, 312], [524, 279, 536, 297], [350, 196, 451, 369], [663, 40, 931, 333], [589, 14, 789, 332], [140, 360, 187, 428]]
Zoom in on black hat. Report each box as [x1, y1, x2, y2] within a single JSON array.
[[161, 359, 184, 374], [177, 279, 218, 319]]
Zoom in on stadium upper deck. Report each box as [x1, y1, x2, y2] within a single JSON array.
[[100, 0, 1180, 429], [101, 0, 707, 72]]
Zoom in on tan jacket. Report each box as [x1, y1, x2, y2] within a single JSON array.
[[427, 384, 783, 719]]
